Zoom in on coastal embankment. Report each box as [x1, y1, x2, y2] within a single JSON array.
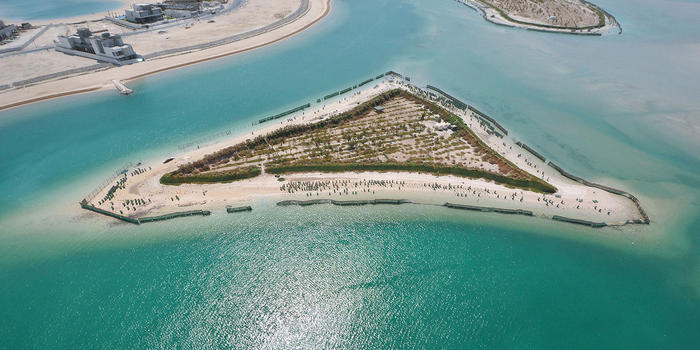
[[80, 200, 211, 225]]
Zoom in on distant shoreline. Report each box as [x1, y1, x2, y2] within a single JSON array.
[[0, 0, 332, 113], [455, 0, 621, 35]]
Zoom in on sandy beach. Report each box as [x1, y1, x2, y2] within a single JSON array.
[[83, 79, 646, 227], [456, 0, 621, 35], [0, 0, 331, 111]]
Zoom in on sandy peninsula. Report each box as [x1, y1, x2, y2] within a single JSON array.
[[80, 75, 649, 228], [0, 0, 331, 111], [457, 0, 621, 35]]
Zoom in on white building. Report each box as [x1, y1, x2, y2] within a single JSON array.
[[161, 0, 202, 18], [55, 28, 142, 65], [0, 20, 18, 42], [125, 4, 164, 24]]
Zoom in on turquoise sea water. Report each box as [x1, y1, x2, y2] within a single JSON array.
[[0, 0, 123, 20], [1, 0, 700, 347]]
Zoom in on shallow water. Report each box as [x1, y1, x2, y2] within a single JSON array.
[[0, 0, 123, 20], [1, 0, 699, 347]]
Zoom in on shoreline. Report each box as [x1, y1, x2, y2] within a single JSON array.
[[455, 0, 622, 35], [0, 0, 332, 113], [79, 171, 640, 229], [79, 77, 649, 229]]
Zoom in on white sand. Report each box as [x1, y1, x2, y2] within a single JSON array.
[[0, 0, 331, 110], [87, 80, 644, 227]]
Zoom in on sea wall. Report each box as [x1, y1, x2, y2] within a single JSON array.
[[138, 210, 211, 223], [552, 215, 607, 228], [80, 199, 211, 224], [467, 105, 509, 136], [425, 85, 469, 110], [277, 199, 411, 206], [226, 205, 252, 213], [80, 200, 140, 224], [444, 202, 533, 216], [358, 78, 374, 87], [257, 103, 311, 124], [515, 141, 546, 162]]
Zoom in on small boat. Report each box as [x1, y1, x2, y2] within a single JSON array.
[[163, 157, 174, 164]]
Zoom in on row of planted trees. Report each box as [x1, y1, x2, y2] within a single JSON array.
[[161, 88, 556, 193]]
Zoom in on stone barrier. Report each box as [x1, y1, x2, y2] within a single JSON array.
[[515, 141, 546, 162], [257, 103, 311, 124], [444, 202, 533, 216], [467, 105, 509, 136], [277, 199, 411, 206], [552, 215, 607, 227], [226, 205, 252, 213], [80, 199, 211, 224]]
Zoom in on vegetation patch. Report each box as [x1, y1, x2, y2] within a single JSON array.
[[161, 166, 261, 185], [161, 89, 556, 193]]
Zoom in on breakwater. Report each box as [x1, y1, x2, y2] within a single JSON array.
[[386, 71, 403, 79], [277, 199, 411, 206], [322, 70, 399, 101], [257, 103, 311, 124], [425, 85, 469, 110], [139, 210, 211, 223], [547, 161, 650, 224], [226, 205, 252, 213], [552, 215, 607, 228], [467, 105, 509, 136], [276, 199, 629, 229], [80, 200, 211, 224], [358, 78, 374, 87], [254, 69, 418, 126], [515, 141, 546, 162], [444, 202, 533, 216], [80, 200, 140, 224], [322, 85, 357, 100]]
